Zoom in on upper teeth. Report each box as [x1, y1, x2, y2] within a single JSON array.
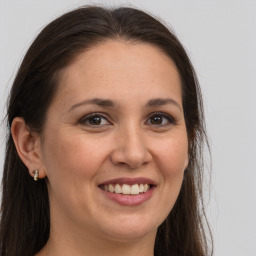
[[102, 184, 150, 195]]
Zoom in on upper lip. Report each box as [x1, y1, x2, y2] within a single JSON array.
[[99, 177, 156, 186]]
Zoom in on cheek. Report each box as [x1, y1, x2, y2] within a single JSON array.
[[154, 134, 188, 210], [155, 134, 188, 177], [41, 130, 107, 183]]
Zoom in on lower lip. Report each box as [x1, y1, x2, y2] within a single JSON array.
[[99, 187, 155, 206]]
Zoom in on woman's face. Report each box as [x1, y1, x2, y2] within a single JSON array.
[[39, 40, 188, 242]]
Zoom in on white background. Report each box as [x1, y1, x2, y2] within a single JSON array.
[[0, 0, 255, 255]]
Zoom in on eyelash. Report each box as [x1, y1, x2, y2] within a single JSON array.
[[78, 112, 176, 128]]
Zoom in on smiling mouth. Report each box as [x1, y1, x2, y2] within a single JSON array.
[[99, 183, 153, 195]]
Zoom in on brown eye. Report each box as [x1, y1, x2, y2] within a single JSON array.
[[80, 114, 110, 127], [150, 116, 163, 125], [146, 113, 176, 126], [89, 116, 102, 125]]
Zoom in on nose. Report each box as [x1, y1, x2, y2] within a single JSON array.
[[110, 126, 152, 169]]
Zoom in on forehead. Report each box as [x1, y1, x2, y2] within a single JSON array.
[[54, 40, 182, 108], [68, 40, 177, 73]]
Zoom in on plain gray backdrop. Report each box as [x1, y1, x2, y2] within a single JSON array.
[[1, 0, 255, 255]]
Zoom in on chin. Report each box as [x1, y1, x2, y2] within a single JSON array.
[[96, 214, 159, 242]]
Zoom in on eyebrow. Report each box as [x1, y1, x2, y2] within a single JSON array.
[[68, 98, 116, 112], [68, 97, 182, 112], [146, 98, 182, 111]]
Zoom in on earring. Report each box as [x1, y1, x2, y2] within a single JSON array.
[[33, 170, 39, 181]]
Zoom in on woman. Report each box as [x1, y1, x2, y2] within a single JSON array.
[[0, 6, 212, 256]]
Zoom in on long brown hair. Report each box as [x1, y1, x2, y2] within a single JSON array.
[[0, 6, 212, 256]]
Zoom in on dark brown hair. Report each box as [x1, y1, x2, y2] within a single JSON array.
[[0, 6, 212, 256]]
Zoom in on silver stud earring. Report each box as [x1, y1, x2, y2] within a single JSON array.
[[33, 170, 39, 181]]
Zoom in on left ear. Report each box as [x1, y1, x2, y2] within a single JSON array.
[[11, 117, 47, 179]]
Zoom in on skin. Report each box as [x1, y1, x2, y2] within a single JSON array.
[[12, 40, 188, 256]]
